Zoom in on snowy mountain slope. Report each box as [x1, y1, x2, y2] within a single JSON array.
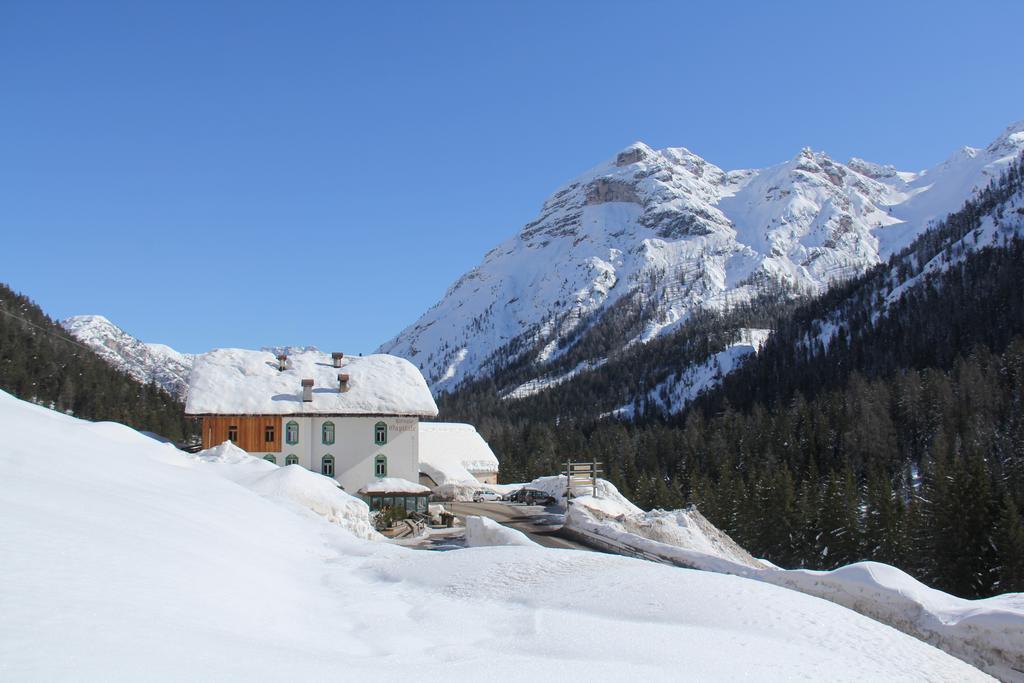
[[0, 387, 992, 680], [612, 328, 771, 418], [61, 315, 194, 399], [798, 154, 1024, 360], [381, 121, 1024, 394]]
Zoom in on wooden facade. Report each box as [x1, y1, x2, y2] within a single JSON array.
[[201, 415, 282, 452]]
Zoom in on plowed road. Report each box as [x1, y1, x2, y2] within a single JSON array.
[[447, 501, 593, 551]]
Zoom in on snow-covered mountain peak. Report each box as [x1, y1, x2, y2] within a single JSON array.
[[940, 145, 981, 168], [986, 118, 1024, 157], [62, 315, 194, 399], [614, 141, 655, 166], [384, 121, 1024, 394], [64, 313, 116, 334]]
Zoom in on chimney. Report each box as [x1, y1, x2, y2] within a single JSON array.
[[331, 351, 344, 368], [277, 354, 288, 371], [301, 379, 314, 402], [338, 373, 349, 392]]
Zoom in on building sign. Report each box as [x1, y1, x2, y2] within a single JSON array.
[[389, 417, 417, 433]]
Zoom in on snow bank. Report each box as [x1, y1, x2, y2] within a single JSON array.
[[463, 515, 539, 547], [0, 389, 993, 681], [371, 545, 990, 683], [520, 474, 642, 514], [189, 441, 382, 540], [248, 467, 381, 540], [431, 481, 485, 502], [762, 563, 1024, 682], [566, 502, 764, 573], [185, 348, 437, 416], [563, 488, 1024, 680]]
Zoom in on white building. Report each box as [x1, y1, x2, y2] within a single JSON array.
[[185, 348, 438, 509], [418, 422, 500, 486]]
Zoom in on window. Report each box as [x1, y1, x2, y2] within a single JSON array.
[[322, 454, 335, 477], [321, 421, 335, 445], [374, 454, 387, 478], [285, 454, 298, 466], [227, 425, 238, 442], [374, 421, 387, 445], [264, 454, 276, 464], [286, 421, 299, 445], [265, 425, 275, 443]]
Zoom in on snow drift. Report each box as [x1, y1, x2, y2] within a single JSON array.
[[463, 515, 539, 547], [519, 473, 641, 511], [566, 500, 764, 573], [762, 563, 1024, 682], [560, 482, 1024, 680], [190, 441, 381, 541]]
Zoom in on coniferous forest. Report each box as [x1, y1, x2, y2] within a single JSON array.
[[0, 282, 194, 442], [439, 155, 1024, 598]]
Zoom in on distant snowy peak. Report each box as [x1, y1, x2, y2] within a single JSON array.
[[985, 118, 1024, 157], [260, 345, 320, 357], [381, 119, 1024, 394], [61, 315, 194, 399]]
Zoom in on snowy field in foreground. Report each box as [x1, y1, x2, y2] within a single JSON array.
[[0, 390, 991, 681]]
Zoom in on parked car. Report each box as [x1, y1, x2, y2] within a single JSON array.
[[527, 490, 557, 506], [472, 489, 501, 502], [509, 488, 556, 506]]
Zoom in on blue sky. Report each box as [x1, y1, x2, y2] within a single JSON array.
[[2, 0, 1022, 354]]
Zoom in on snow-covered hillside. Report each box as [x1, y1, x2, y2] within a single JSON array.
[[0, 389, 993, 681], [612, 327, 771, 417], [61, 315, 194, 398], [381, 121, 1024, 394]]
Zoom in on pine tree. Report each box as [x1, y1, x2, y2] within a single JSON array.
[[993, 494, 1024, 593], [864, 463, 902, 566]]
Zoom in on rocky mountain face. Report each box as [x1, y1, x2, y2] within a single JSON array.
[[380, 120, 1024, 395], [61, 315, 194, 400]]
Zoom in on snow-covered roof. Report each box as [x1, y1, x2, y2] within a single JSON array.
[[185, 348, 438, 417], [357, 477, 431, 495], [418, 422, 499, 485]]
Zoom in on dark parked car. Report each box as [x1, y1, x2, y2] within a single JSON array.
[[510, 488, 556, 506]]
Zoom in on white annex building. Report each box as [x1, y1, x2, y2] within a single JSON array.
[[418, 422, 500, 486], [185, 348, 438, 510]]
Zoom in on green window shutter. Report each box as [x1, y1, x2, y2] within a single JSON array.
[[322, 421, 335, 445]]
